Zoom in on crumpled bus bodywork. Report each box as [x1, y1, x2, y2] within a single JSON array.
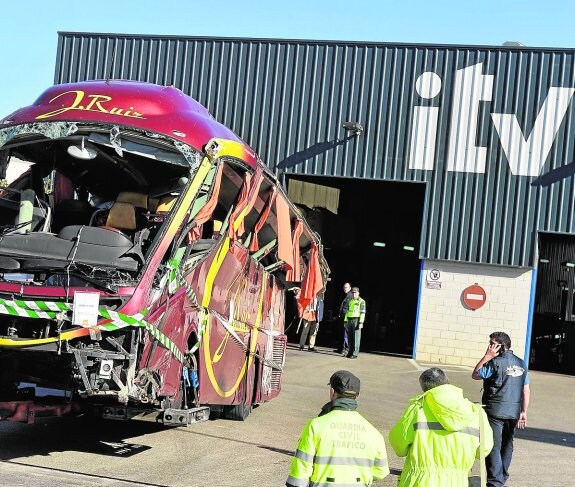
[[0, 81, 328, 425]]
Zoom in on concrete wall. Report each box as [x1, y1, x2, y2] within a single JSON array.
[[415, 260, 534, 366]]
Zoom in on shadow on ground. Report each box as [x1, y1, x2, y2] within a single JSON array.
[[0, 416, 162, 459], [515, 427, 575, 447]]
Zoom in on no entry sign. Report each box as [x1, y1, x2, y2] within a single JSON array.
[[462, 284, 487, 310]]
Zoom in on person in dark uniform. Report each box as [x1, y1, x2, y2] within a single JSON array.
[[335, 282, 353, 355], [472, 331, 531, 487]]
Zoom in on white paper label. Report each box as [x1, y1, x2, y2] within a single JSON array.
[[72, 291, 100, 328]]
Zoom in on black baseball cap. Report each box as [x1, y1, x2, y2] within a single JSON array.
[[351, 287, 359, 293], [329, 370, 360, 396]]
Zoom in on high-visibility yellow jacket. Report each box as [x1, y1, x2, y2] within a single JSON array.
[[389, 384, 493, 487], [344, 298, 366, 324], [287, 403, 389, 486]]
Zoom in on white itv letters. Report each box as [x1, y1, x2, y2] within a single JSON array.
[[446, 63, 493, 174], [408, 72, 441, 171], [491, 86, 575, 177], [408, 62, 575, 177]]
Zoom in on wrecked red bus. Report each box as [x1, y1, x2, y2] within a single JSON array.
[[0, 81, 328, 425]]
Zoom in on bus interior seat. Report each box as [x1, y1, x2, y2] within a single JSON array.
[[105, 202, 137, 230], [156, 195, 177, 213], [116, 191, 149, 209], [14, 189, 52, 234], [148, 197, 160, 212], [88, 192, 149, 232], [147, 195, 178, 225], [51, 199, 93, 233]]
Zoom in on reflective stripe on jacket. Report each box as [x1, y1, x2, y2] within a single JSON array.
[[389, 384, 494, 487], [344, 298, 365, 324], [287, 409, 389, 487]]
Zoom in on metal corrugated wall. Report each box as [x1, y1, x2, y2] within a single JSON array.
[[54, 33, 575, 268], [535, 233, 575, 316]]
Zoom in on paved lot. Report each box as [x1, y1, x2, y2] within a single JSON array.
[[1, 345, 574, 486]]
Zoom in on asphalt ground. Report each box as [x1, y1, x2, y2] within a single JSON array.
[[0, 345, 574, 486]]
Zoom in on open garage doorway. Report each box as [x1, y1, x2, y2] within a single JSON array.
[[286, 175, 425, 356], [532, 232, 575, 374]]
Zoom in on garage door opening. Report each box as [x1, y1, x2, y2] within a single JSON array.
[[285, 175, 425, 356], [532, 233, 575, 374]]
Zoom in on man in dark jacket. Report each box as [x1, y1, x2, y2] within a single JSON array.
[[472, 331, 531, 487], [335, 282, 353, 355]]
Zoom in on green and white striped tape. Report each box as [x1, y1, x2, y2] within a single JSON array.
[[0, 298, 66, 319], [167, 259, 203, 354], [1, 265, 282, 371], [0, 297, 184, 363]]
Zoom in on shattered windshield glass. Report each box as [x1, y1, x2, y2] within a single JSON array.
[[0, 122, 200, 288]]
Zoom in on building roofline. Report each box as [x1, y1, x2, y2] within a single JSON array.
[[57, 31, 575, 53]]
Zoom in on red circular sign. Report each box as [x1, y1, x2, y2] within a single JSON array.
[[462, 284, 487, 310]]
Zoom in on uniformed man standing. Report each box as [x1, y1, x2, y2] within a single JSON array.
[[344, 287, 366, 359], [286, 370, 389, 487]]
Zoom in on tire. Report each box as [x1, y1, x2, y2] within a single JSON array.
[[223, 359, 255, 421], [223, 402, 252, 421]]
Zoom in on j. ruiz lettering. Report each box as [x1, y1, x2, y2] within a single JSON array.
[[35, 90, 145, 120], [408, 63, 575, 177]]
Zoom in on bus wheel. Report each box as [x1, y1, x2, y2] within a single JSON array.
[[223, 357, 256, 421], [223, 402, 252, 421]]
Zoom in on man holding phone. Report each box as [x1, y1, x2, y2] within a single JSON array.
[[472, 331, 531, 487]]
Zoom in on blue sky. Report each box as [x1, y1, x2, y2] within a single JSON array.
[[2, 0, 574, 116]]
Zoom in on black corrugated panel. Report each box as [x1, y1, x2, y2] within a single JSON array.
[[54, 33, 575, 267], [536, 233, 575, 317]]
